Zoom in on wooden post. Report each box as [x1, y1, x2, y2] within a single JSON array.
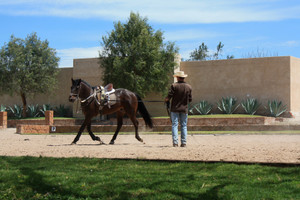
[[45, 110, 54, 126], [0, 111, 7, 128]]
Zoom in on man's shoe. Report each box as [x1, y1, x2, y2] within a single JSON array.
[[180, 144, 186, 147], [173, 144, 178, 147]]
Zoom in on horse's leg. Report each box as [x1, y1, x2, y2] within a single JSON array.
[[87, 121, 104, 144], [109, 111, 124, 145], [123, 101, 143, 143], [71, 118, 88, 145], [125, 109, 143, 143], [130, 115, 143, 143]]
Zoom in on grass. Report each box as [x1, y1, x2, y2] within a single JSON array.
[[0, 156, 299, 200]]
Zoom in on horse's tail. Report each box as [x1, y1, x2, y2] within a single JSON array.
[[135, 94, 153, 129]]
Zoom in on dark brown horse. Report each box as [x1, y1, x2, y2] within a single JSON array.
[[68, 78, 153, 145]]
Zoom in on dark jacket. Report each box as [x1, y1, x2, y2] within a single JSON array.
[[167, 81, 192, 113]]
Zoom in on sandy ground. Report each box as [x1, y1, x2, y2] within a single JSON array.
[[0, 128, 300, 164]]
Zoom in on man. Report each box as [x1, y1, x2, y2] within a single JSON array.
[[165, 71, 192, 147]]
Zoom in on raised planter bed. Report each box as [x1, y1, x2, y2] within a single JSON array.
[[13, 114, 297, 134], [0, 112, 7, 129], [8, 118, 76, 128]]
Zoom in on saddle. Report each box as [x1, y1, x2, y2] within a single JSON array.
[[96, 83, 116, 109]]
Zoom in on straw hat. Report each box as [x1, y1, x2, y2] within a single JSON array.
[[173, 71, 188, 78]]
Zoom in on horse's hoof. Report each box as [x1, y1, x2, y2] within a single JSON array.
[[99, 141, 105, 145], [71, 142, 76, 145], [109, 141, 114, 145]]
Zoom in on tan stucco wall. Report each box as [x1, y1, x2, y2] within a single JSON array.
[[290, 56, 300, 116], [180, 56, 292, 115], [0, 68, 73, 110], [73, 58, 103, 86], [1, 56, 299, 118]]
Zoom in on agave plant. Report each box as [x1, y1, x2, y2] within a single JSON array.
[[217, 96, 239, 114], [40, 104, 53, 116], [8, 105, 23, 119], [190, 100, 212, 115], [266, 100, 287, 117], [54, 104, 71, 117], [0, 105, 6, 112], [241, 98, 261, 115], [27, 104, 40, 118]]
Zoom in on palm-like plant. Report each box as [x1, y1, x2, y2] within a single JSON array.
[[241, 98, 261, 115], [217, 96, 239, 114], [266, 100, 287, 117]]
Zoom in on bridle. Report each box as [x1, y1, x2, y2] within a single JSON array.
[[70, 82, 102, 105]]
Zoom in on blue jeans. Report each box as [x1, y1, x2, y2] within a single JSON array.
[[171, 112, 188, 145]]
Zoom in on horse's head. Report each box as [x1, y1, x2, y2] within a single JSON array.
[[69, 78, 81, 102]]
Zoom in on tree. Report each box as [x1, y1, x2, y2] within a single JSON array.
[[189, 42, 234, 61], [212, 42, 224, 60], [100, 12, 179, 98], [0, 33, 60, 117], [189, 42, 209, 61]]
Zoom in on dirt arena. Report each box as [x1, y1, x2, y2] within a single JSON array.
[[0, 128, 299, 164]]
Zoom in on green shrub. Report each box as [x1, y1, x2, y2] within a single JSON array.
[[8, 105, 23, 119], [27, 104, 40, 118], [189, 100, 212, 115], [217, 96, 239, 114], [266, 100, 287, 117], [241, 98, 261, 115]]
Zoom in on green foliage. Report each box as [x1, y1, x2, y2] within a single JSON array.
[[8, 105, 23, 119], [189, 100, 213, 115], [241, 98, 261, 115], [0, 157, 299, 200], [0, 32, 60, 117], [0, 105, 6, 112], [212, 41, 224, 60], [189, 42, 209, 60], [217, 96, 239, 114], [189, 42, 234, 61], [266, 100, 287, 117], [100, 12, 178, 97], [27, 104, 40, 118], [54, 104, 70, 117], [40, 104, 53, 116]]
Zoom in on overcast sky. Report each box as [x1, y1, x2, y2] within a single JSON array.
[[0, 0, 300, 67]]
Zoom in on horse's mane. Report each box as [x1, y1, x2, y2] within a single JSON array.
[[80, 79, 93, 88]]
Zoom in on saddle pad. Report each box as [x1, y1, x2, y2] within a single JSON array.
[[108, 93, 116, 106]]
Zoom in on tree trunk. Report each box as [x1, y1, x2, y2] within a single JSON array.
[[20, 92, 27, 118]]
